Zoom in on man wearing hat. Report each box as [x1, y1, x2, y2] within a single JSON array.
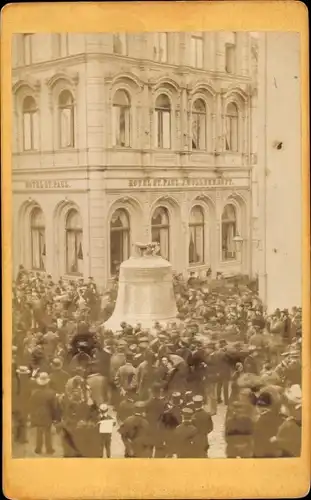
[[145, 383, 167, 457], [98, 404, 116, 458], [117, 388, 136, 424], [191, 395, 214, 457], [14, 366, 32, 444], [118, 401, 151, 457], [272, 384, 302, 457], [160, 392, 183, 457], [29, 372, 58, 455], [49, 358, 70, 395], [114, 352, 137, 397], [215, 340, 231, 405], [253, 388, 285, 458], [174, 407, 199, 458]]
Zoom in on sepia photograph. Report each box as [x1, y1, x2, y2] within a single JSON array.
[[10, 28, 303, 461]]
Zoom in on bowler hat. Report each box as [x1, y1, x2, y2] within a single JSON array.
[[182, 407, 194, 416], [16, 366, 31, 375], [37, 372, 50, 386], [192, 395, 204, 405]]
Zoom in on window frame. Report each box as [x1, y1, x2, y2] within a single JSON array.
[[153, 32, 168, 63], [225, 102, 239, 152], [225, 43, 236, 74], [110, 208, 130, 276], [190, 34, 204, 69], [58, 89, 75, 149], [30, 207, 45, 271], [155, 93, 172, 149], [221, 204, 237, 261], [112, 89, 131, 148], [189, 205, 205, 265], [191, 98, 207, 151], [65, 209, 83, 276], [151, 206, 170, 260], [23, 34, 32, 66], [113, 33, 128, 56], [22, 95, 39, 151]]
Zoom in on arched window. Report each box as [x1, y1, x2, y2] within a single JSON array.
[[151, 207, 170, 260], [30, 207, 45, 270], [192, 99, 206, 150], [23, 96, 39, 151], [155, 94, 171, 149], [110, 209, 130, 276], [112, 90, 131, 147], [225, 102, 239, 152], [189, 206, 204, 264], [222, 204, 237, 260], [59, 90, 74, 148], [66, 209, 83, 274]]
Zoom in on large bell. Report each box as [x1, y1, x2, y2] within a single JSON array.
[[103, 243, 178, 332]]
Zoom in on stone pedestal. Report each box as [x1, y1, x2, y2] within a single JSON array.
[[103, 248, 178, 332]]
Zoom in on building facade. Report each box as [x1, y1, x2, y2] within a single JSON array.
[[12, 32, 257, 290]]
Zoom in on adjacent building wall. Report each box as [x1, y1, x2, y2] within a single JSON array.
[[257, 32, 302, 311]]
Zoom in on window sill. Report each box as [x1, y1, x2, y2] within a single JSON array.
[[63, 273, 83, 279], [220, 259, 241, 265], [57, 147, 78, 152]]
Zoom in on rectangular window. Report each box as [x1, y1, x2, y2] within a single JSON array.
[[191, 35, 203, 68], [60, 34, 69, 57], [154, 33, 168, 62], [113, 33, 127, 55], [225, 43, 236, 73], [23, 34, 32, 65]]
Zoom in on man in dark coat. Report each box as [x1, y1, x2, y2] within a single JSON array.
[[225, 399, 255, 458], [174, 407, 199, 458], [215, 341, 231, 405], [29, 372, 58, 454], [118, 401, 151, 457], [145, 383, 167, 457], [253, 390, 284, 458], [49, 358, 70, 395], [160, 392, 183, 457], [191, 395, 214, 457]]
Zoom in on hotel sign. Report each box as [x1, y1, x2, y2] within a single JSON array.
[[128, 177, 234, 188], [24, 180, 71, 189]]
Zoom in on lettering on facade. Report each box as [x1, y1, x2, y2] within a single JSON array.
[[128, 177, 234, 188], [24, 180, 71, 189]]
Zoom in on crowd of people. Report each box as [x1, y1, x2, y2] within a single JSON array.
[[12, 265, 302, 458]]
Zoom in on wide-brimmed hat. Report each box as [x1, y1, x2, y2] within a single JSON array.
[[37, 372, 50, 386]]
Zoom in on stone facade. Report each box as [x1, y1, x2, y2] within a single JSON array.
[[12, 32, 257, 290]]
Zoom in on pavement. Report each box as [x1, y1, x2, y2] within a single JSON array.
[[12, 403, 227, 459]]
